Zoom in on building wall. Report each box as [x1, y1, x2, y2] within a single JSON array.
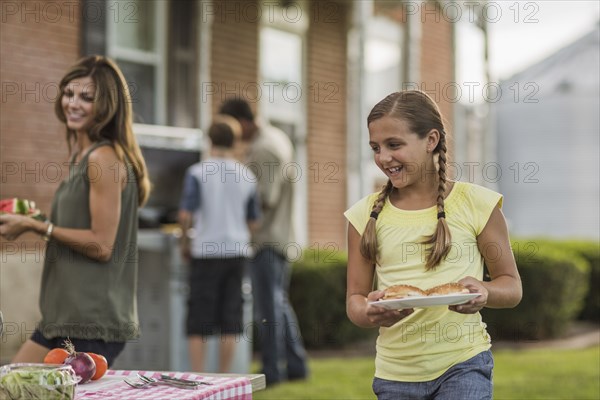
[[1, 2, 79, 219], [0, 0, 80, 362], [209, 0, 350, 250], [0, 0, 458, 362], [209, 0, 259, 118], [420, 4, 455, 156], [496, 27, 600, 239], [0, 2, 456, 256], [207, 0, 259, 163], [374, 1, 455, 138], [306, 1, 348, 250]]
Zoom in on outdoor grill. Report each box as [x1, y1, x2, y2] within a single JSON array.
[[112, 126, 252, 373]]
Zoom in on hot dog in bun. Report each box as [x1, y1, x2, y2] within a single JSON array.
[[382, 284, 427, 300], [425, 282, 470, 296]]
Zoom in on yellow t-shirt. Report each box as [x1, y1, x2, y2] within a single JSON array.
[[344, 181, 503, 382]]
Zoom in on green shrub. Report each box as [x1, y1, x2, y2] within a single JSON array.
[[289, 249, 376, 348], [508, 238, 599, 322], [288, 239, 595, 346], [482, 240, 590, 340], [560, 240, 600, 322]]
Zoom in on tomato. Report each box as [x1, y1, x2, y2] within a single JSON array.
[[87, 352, 108, 380], [43, 348, 69, 364]]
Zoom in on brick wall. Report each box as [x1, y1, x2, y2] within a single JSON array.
[[420, 2, 455, 156], [0, 0, 455, 255], [1, 1, 79, 219], [208, 0, 258, 162], [306, 1, 348, 250], [209, 0, 259, 117], [375, 1, 456, 158], [210, 1, 349, 251], [0, 0, 80, 362]]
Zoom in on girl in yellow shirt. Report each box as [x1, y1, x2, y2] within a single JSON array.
[[345, 90, 522, 400]]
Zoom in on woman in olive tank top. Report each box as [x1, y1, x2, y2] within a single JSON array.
[[0, 56, 150, 366]]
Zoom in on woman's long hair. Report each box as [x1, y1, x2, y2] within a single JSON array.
[[55, 55, 150, 206], [360, 90, 451, 270]]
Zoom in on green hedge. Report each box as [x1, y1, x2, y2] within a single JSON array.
[[506, 238, 599, 322], [289, 249, 376, 349], [288, 239, 595, 347], [482, 240, 590, 340], [560, 240, 599, 322]]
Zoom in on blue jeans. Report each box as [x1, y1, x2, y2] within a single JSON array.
[[372, 350, 494, 400], [250, 247, 308, 384]]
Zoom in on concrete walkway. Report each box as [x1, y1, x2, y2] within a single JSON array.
[[492, 322, 600, 351]]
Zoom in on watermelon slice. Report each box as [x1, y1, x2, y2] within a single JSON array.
[[0, 198, 46, 221]]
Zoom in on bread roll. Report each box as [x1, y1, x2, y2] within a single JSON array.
[[426, 282, 470, 296], [382, 284, 427, 300]]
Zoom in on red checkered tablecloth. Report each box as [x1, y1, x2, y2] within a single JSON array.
[[76, 370, 253, 400]]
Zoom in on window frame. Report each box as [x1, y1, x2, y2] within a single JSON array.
[[259, 1, 309, 247], [106, 0, 168, 126]]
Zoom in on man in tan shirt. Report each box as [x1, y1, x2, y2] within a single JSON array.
[[220, 99, 308, 385]]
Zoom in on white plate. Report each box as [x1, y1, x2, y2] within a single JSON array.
[[369, 293, 481, 310]]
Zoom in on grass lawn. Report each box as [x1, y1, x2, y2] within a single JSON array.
[[493, 346, 600, 399], [253, 346, 600, 400]]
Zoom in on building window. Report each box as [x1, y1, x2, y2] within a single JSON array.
[[364, 16, 403, 109], [259, 27, 304, 141], [260, 0, 309, 245], [100, 0, 199, 128], [259, 0, 308, 141], [107, 0, 165, 125], [167, 0, 199, 128], [363, 14, 404, 192]]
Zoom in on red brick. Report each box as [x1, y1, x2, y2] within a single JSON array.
[[1, 0, 79, 212]]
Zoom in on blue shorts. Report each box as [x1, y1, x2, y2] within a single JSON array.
[[30, 329, 125, 367], [372, 350, 494, 400]]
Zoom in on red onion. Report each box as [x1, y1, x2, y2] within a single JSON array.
[[63, 340, 96, 384]]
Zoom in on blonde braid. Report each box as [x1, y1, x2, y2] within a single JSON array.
[[423, 133, 452, 270], [360, 180, 393, 264]]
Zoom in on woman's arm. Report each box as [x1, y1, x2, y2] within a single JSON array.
[[0, 214, 50, 242], [0, 146, 125, 262], [451, 206, 522, 313], [346, 224, 413, 328], [52, 146, 124, 262]]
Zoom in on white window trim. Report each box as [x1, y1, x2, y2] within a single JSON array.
[[348, 1, 408, 201], [259, 3, 309, 247], [106, 1, 208, 148], [106, 0, 168, 125], [133, 123, 203, 151]]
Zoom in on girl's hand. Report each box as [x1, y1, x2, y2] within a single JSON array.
[[449, 276, 488, 314], [0, 214, 34, 241], [366, 290, 414, 327]]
